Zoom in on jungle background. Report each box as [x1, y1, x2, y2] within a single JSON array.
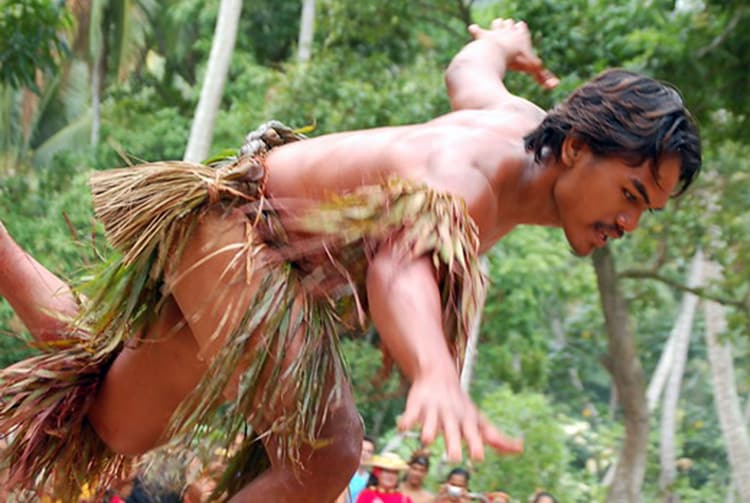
[[1, 0, 749, 501]]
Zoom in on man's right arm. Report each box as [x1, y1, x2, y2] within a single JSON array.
[[444, 18, 558, 112], [366, 242, 522, 461]]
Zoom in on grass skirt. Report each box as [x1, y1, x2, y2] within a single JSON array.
[[0, 151, 486, 500]]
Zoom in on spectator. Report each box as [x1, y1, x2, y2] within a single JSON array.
[[356, 452, 413, 503], [531, 491, 557, 503], [401, 451, 433, 503], [435, 467, 471, 503], [337, 435, 377, 503], [486, 490, 511, 503]]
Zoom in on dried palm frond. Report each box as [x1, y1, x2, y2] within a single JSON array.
[[0, 136, 484, 502], [0, 338, 131, 502]]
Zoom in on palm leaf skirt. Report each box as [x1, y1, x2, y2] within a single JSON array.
[[0, 154, 486, 500]]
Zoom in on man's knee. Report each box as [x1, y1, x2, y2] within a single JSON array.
[[313, 402, 363, 483]]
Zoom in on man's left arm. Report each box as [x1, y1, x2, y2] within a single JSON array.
[[444, 18, 558, 112]]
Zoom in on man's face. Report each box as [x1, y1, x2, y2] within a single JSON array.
[[554, 148, 681, 256], [406, 462, 428, 486], [360, 439, 375, 467], [378, 468, 400, 490], [447, 472, 468, 489]]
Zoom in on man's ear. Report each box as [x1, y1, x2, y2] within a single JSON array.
[[560, 136, 585, 168]]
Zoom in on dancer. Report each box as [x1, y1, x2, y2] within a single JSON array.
[[0, 17, 700, 503]]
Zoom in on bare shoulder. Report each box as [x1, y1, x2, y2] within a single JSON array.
[[431, 95, 546, 135]]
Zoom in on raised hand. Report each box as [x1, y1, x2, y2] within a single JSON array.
[[468, 18, 559, 89]]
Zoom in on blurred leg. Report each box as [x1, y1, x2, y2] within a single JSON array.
[[0, 223, 79, 342]]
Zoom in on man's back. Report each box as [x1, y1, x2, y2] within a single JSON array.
[[265, 105, 542, 248]]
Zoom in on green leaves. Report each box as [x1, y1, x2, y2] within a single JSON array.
[[0, 0, 72, 93]]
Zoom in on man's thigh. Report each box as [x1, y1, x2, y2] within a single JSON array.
[[87, 297, 207, 456]]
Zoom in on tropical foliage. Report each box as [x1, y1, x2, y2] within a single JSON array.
[[1, 0, 748, 501]]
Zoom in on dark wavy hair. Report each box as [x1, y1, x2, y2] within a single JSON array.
[[524, 69, 701, 195]]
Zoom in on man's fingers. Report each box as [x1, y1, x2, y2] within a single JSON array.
[[442, 412, 463, 462], [467, 24, 482, 39], [514, 54, 559, 90], [398, 398, 421, 431], [536, 67, 560, 89], [421, 406, 439, 445], [461, 411, 485, 461], [479, 415, 524, 454]]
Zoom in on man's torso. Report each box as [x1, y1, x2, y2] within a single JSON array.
[[265, 105, 544, 252]]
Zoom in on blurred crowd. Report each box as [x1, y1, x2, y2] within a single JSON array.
[[335, 436, 558, 503], [0, 435, 557, 502]]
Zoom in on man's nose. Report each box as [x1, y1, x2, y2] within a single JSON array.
[[616, 211, 642, 233]]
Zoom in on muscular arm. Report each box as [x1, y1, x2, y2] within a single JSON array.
[[445, 18, 557, 112], [0, 222, 79, 342], [366, 243, 521, 460], [367, 246, 454, 383]]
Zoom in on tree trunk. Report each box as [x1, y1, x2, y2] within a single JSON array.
[[297, 0, 316, 63], [647, 326, 676, 412], [460, 257, 488, 392], [659, 250, 704, 502], [183, 0, 243, 162], [703, 261, 750, 502], [90, 51, 103, 145], [592, 247, 649, 503]]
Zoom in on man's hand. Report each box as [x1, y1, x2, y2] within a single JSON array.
[[468, 18, 559, 90], [398, 368, 523, 462]]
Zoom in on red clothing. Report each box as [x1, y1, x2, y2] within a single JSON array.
[[356, 487, 414, 503]]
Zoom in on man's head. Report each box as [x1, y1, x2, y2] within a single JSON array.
[[524, 69, 701, 255], [405, 453, 430, 487], [487, 490, 510, 503], [532, 491, 557, 503], [360, 435, 376, 468], [369, 452, 409, 490], [443, 466, 470, 500], [446, 466, 469, 486]]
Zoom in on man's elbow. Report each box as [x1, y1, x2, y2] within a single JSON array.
[[444, 59, 470, 106]]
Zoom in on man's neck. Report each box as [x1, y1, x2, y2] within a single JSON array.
[[404, 481, 422, 490], [494, 153, 563, 228]]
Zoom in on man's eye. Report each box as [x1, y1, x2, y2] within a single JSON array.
[[623, 189, 637, 202]]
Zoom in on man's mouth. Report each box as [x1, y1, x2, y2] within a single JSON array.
[[593, 222, 624, 247]]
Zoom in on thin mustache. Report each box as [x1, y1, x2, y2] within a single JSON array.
[[596, 222, 625, 238]]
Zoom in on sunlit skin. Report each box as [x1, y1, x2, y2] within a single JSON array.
[[0, 17, 693, 503]]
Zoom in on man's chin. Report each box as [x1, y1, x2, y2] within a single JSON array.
[[564, 234, 594, 257]]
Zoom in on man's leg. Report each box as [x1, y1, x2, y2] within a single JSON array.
[[87, 297, 209, 455], [230, 377, 362, 503], [0, 220, 208, 457], [168, 209, 361, 501], [0, 221, 79, 342]]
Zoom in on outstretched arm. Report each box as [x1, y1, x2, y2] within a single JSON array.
[[445, 18, 558, 111], [366, 242, 522, 461], [0, 221, 79, 342]]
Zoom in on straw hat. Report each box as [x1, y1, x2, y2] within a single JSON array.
[[367, 452, 409, 471]]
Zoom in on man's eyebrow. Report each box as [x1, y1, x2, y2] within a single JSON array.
[[631, 178, 652, 207]]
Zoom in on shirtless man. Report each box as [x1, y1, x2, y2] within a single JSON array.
[[0, 18, 700, 503]]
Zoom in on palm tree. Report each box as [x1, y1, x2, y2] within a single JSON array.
[[183, 0, 243, 162]]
